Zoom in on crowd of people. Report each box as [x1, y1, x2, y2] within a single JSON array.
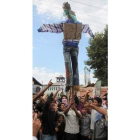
[[33, 80, 108, 140]]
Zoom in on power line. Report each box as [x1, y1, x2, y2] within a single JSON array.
[[33, 15, 105, 30], [33, 8, 106, 28], [33, 5, 107, 26], [33, 16, 102, 33], [33, 1, 107, 20], [78, 17, 107, 26], [69, 0, 108, 11], [76, 12, 107, 21], [33, 2, 62, 9]]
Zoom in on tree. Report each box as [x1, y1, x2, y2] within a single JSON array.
[[85, 25, 108, 86]]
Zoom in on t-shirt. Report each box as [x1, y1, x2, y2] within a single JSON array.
[[64, 109, 81, 134], [94, 110, 104, 122], [42, 93, 56, 135], [80, 114, 91, 136]]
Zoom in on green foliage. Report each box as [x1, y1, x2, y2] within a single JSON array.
[[85, 25, 108, 86]]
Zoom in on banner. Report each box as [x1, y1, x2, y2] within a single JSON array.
[[95, 80, 101, 96]]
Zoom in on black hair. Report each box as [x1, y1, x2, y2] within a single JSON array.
[[81, 106, 86, 109], [58, 102, 65, 111], [74, 95, 79, 105], [35, 103, 44, 112], [60, 95, 68, 102], [88, 98, 93, 102], [57, 114, 64, 120], [93, 97, 102, 105]]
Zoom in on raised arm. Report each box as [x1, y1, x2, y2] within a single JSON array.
[[85, 103, 107, 116], [71, 103, 82, 118], [64, 102, 72, 115], [84, 91, 89, 104], [53, 88, 62, 99], [38, 23, 63, 33], [33, 80, 53, 103], [82, 24, 94, 38]]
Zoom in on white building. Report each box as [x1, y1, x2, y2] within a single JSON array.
[[43, 75, 66, 97]]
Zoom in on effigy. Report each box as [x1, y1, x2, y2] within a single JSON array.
[[37, 2, 94, 99]]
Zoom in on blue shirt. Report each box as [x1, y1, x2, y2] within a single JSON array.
[[94, 111, 104, 122]]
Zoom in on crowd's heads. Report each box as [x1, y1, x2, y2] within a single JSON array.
[[35, 102, 44, 113], [50, 100, 56, 110], [81, 106, 87, 115], [60, 103, 65, 111], [61, 95, 68, 101], [57, 114, 64, 123], [88, 98, 93, 104], [61, 95, 68, 107], [93, 97, 102, 107], [80, 96, 85, 103]]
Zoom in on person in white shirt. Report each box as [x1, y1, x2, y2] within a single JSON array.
[[63, 98, 81, 140]]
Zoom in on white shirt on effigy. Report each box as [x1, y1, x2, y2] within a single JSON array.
[[64, 108, 81, 134]]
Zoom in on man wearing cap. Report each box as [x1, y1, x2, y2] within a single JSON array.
[[38, 2, 94, 93]]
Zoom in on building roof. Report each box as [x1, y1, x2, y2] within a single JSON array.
[[33, 77, 42, 86], [43, 82, 65, 86], [56, 75, 65, 78]]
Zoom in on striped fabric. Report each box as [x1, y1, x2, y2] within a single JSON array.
[[40, 24, 63, 33], [38, 21, 94, 46], [39, 23, 93, 36]]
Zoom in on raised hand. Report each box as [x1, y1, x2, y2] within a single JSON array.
[[71, 103, 76, 110], [84, 102, 91, 108], [58, 88, 62, 91], [48, 79, 53, 87]]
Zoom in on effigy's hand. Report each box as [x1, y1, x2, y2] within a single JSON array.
[[37, 28, 42, 32]]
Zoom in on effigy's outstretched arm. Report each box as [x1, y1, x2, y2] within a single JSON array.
[[37, 23, 63, 33], [82, 24, 94, 38]]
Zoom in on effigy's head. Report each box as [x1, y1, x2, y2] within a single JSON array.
[[62, 2, 77, 22], [63, 2, 71, 11]]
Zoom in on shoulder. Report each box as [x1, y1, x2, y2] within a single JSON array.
[[76, 21, 82, 24], [61, 19, 70, 24], [87, 114, 91, 119], [77, 110, 81, 114]]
